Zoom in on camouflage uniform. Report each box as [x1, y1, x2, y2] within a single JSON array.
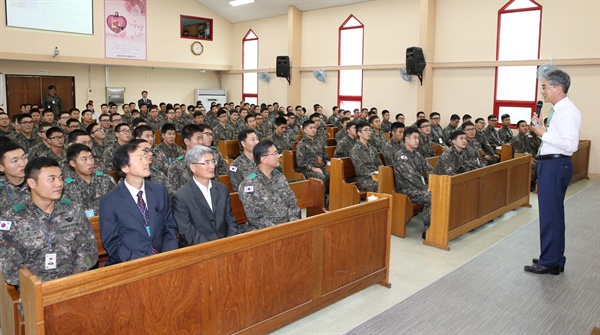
[[416, 133, 435, 158], [9, 133, 39, 152], [284, 125, 299, 141], [210, 147, 228, 177], [236, 119, 247, 131], [227, 153, 256, 192], [205, 112, 218, 128], [121, 114, 133, 125], [381, 120, 392, 133], [335, 128, 347, 142], [0, 197, 98, 287], [511, 133, 538, 185], [268, 132, 292, 153], [229, 121, 243, 137], [382, 138, 404, 166], [213, 122, 236, 146], [63, 171, 116, 215], [260, 120, 273, 137], [315, 128, 327, 147], [104, 128, 117, 144], [173, 118, 187, 133], [295, 114, 308, 129], [370, 130, 387, 153], [252, 128, 265, 141], [155, 141, 183, 165], [333, 135, 357, 157], [0, 125, 16, 137], [430, 125, 445, 146], [238, 169, 301, 232], [91, 141, 109, 160], [393, 147, 433, 230], [102, 142, 124, 171], [528, 131, 541, 155], [167, 156, 193, 193], [441, 125, 457, 147], [328, 114, 340, 127], [464, 140, 486, 169], [28, 142, 53, 160], [151, 146, 171, 175], [146, 117, 162, 131], [474, 130, 498, 165], [0, 176, 29, 212], [349, 141, 382, 192], [498, 125, 514, 144], [434, 147, 478, 176], [296, 136, 330, 186], [483, 125, 502, 148]]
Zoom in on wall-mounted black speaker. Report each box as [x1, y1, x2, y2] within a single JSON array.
[[406, 47, 426, 75], [276, 56, 290, 78]]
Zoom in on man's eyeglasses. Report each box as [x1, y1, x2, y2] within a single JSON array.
[[49, 135, 65, 141], [91, 128, 105, 134], [464, 128, 476, 132], [141, 148, 152, 154], [117, 129, 131, 134], [20, 121, 34, 125], [112, 119, 122, 123], [263, 152, 281, 157], [201, 132, 214, 137], [420, 125, 431, 129], [192, 159, 217, 166]]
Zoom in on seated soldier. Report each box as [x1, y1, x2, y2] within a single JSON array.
[[349, 122, 382, 192], [393, 127, 434, 239], [434, 130, 480, 176], [131, 139, 173, 195], [498, 113, 514, 144], [155, 123, 183, 165], [462, 121, 487, 169], [382, 122, 405, 165], [297, 120, 330, 188], [0, 141, 29, 212], [368, 115, 386, 152], [212, 109, 236, 146], [415, 119, 435, 158], [133, 125, 169, 175], [245, 114, 264, 140], [10, 113, 39, 152], [442, 114, 460, 146], [512, 120, 538, 191], [0, 157, 98, 288], [333, 120, 358, 158], [483, 114, 502, 148], [474, 117, 500, 164], [228, 109, 243, 136], [102, 123, 132, 171], [268, 117, 292, 153], [88, 123, 109, 160], [429, 112, 445, 146], [45, 127, 68, 170], [284, 112, 299, 139], [168, 124, 203, 192], [335, 117, 351, 142], [381, 110, 392, 133], [27, 122, 54, 160], [308, 113, 327, 146], [228, 129, 259, 191], [172, 145, 238, 245], [238, 140, 301, 232], [63, 144, 116, 217]]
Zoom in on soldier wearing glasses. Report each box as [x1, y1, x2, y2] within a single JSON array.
[[102, 123, 131, 171]]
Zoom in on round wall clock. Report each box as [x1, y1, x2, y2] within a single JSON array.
[[191, 41, 204, 55]]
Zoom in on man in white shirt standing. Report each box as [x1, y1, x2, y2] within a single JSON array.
[[525, 69, 581, 275]]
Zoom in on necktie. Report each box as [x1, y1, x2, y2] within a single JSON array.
[[137, 191, 159, 254]]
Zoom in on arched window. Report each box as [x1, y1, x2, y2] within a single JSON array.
[[493, 0, 542, 125], [338, 15, 364, 113], [242, 30, 258, 105]]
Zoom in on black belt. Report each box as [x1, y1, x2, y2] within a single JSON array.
[[538, 154, 570, 160]]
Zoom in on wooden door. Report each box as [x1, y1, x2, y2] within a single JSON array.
[[5, 75, 75, 118]]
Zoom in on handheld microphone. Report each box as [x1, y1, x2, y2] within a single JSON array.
[[532, 101, 543, 127]]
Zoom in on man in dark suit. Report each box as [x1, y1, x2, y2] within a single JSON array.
[[99, 141, 178, 265], [172, 145, 238, 246], [137, 90, 152, 108]]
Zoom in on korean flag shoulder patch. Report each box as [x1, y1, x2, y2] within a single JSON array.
[[0, 221, 12, 231], [229, 165, 238, 172], [243, 185, 254, 193]]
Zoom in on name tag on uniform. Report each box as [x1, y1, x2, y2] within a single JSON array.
[[229, 165, 238, 172], [0, 221, 12, 231], [45, 253, 57, 270], [317, 158, 322, 164], [438, 138, 443, 144]]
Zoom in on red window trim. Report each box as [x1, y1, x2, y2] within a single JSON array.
[[242, 29, 258, 102], [338, 15, 364, 112]]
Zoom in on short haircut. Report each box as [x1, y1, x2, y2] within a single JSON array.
[[17, 113, 32, 123], [340, 117, 351, 125], [302, 120, 314, 129], [198, 124, 212, 133], [81, 109, 92, 117], [396, 113, 404, 119], [110, 113, 122, 122], [238, 128, 256, 142], [37, 122, 53, 131], [181, 124, 202, 142], [355, 122, 369, 133], [462, 121, 475, 129], [501, 114, 510, 121], [133, 125, 153, 139], [462, 114, 472, 121], [403, 127, 419, 139], [391, 122, 405, 132], [161, 123, 176, 134], [416, 119, 430, 128], [112, 142, 142, 175], [86, 123, 99, 134], [451, 130, 466, 141], [46, 127, 63, 138], [131, 117, 146, 128], [25, 157, 59, 181], [67, 143, 92, 163], [253, 139, 275, 164], [487, 114, 497, 121], [274, 117, 287, 127], [59, 111, 70, 118], [417, 111, 425, 117], [346, 121, 357, 130], [430, 112, 440, 118], [115, 123, 130, 133], [381, 110, 390, 116], [185, 145, 213, 168], [544, 69, 570, 93], [475, 117, 484, 123], [42, 109, 55, 117], [0, 141, 24, 164], [193, 111, 204, 118], [309, 113, 321, 121], [245, 114, 255, 123], [67, 118, 80, 126], [67, 129, 89, 144], [516, 120, 527, 127], [30, 109, 40, 115], [217, 110, 228, 117], [368, 115, 379, 124], [229, 109, 239, 115], [450, 114, 460, 121]]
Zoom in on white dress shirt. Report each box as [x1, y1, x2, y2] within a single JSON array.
[[540, 97, 581, 156], [193, 177, 213, 211], [124, 179, 147, 206]]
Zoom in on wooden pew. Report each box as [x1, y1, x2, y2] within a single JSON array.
[[499, 144, 512, 162], [175, 133, 183, 148], [329, 154, 386, 211], [325, 138, 337, 146], [325, 127, 337, 139], [433, 143, 444, 156], [230, 178, 327, 224], [281, 150, 306, 181], [154, 130, 162, 145], [108, 170, 121, 184], [88, 216, 107, 267], [0, 273, 24, 335], [19, 194, 392, 335], [425, 155, 532, 250], [219, 174, 234, 193], [571, 140, 591, 182], [376, 156, 438, 238], [217, 140, 241, 160], [325, 146, 335, 159]]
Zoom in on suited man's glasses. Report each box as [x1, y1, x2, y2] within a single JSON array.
[[192, 159, 217, 166]]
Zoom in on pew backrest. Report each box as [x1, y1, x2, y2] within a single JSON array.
[[281, 150, 306, 181], [217, 140, 241, 159]]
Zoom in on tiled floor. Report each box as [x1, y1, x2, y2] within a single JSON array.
[[273, 179, 597, 335]]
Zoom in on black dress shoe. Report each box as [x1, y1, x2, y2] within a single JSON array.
[[524, 263, 560, 275], [532, 258, 564, 272], [422, 231, 426, 240]]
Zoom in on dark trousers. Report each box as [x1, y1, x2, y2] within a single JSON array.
[[537, 156, 573, 267]]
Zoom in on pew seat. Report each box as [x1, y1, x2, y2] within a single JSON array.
[[0, 273, 24, 335], [281, 150, 306, 181], [217, 139, 241, 159]]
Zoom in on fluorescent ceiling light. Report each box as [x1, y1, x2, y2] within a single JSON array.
[[229, 0, 255, 6]]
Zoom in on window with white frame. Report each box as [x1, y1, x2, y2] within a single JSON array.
[[242, 30, 258, 105], [338, 15, 364, 113]]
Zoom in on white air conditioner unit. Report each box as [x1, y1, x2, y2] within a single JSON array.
[[195, 89, 227, 106]]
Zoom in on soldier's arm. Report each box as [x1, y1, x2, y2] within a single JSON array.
[[167, 163, 182, 194], [238, 182, 272, 228], [283, 181, 301, 221], [0, 230, 26, 286], [73, 209, 99, 273], [296, 143, 311, 170], [228, 167, 243, 192]]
